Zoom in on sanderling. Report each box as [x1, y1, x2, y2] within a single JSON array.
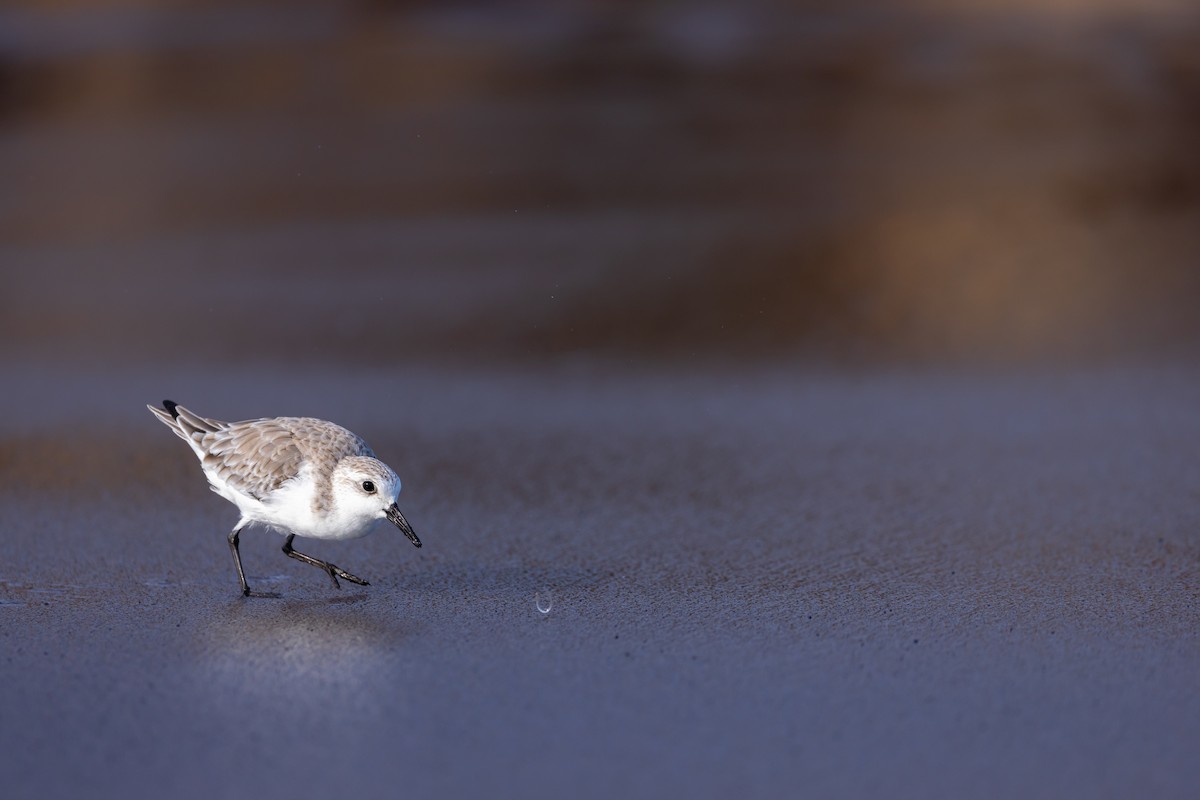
[[148, 400, 421, 597]]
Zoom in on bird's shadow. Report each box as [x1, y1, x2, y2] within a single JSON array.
[[205, 560, 621, 647], [232, 589, 370, 606]]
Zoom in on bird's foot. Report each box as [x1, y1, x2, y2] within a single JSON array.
[[324, 564, 370, 589]]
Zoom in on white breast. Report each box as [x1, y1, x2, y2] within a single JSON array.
[[206, 464, 380, 541]]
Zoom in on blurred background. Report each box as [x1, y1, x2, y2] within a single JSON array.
[[2, 0, 1198, 368]]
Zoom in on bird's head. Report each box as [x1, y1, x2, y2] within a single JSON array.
[[333, 456, 421, 547]]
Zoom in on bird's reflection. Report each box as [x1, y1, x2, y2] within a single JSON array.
[[197, 593, 418, 702]]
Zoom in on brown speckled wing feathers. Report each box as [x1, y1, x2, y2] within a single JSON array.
[[200, 417, 372, 501]]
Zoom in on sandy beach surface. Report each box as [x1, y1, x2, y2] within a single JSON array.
[[1, 360, 1197, 798]]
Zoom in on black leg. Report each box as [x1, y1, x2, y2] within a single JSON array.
[[228, 525, 250, 596], [282, 534, 370, 589]]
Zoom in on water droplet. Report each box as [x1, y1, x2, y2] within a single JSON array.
[[535, 589, 553, 615]]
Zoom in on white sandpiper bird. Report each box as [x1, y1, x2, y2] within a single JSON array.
[[148, 400, 421, 597]]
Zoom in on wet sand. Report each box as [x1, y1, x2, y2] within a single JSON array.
[[1, 361, 1197, 798]]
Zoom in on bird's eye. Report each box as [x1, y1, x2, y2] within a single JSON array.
[[361, 480, 376, 493]]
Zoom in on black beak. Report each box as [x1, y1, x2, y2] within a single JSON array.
[[386, 503, 421, 547]]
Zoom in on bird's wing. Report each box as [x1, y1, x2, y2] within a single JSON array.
[[200, 417, 373, 502], [199, 419, 307, 501]]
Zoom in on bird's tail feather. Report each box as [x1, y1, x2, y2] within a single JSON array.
[[147, 402, 190, 442], [147, 400, 228, 453]]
